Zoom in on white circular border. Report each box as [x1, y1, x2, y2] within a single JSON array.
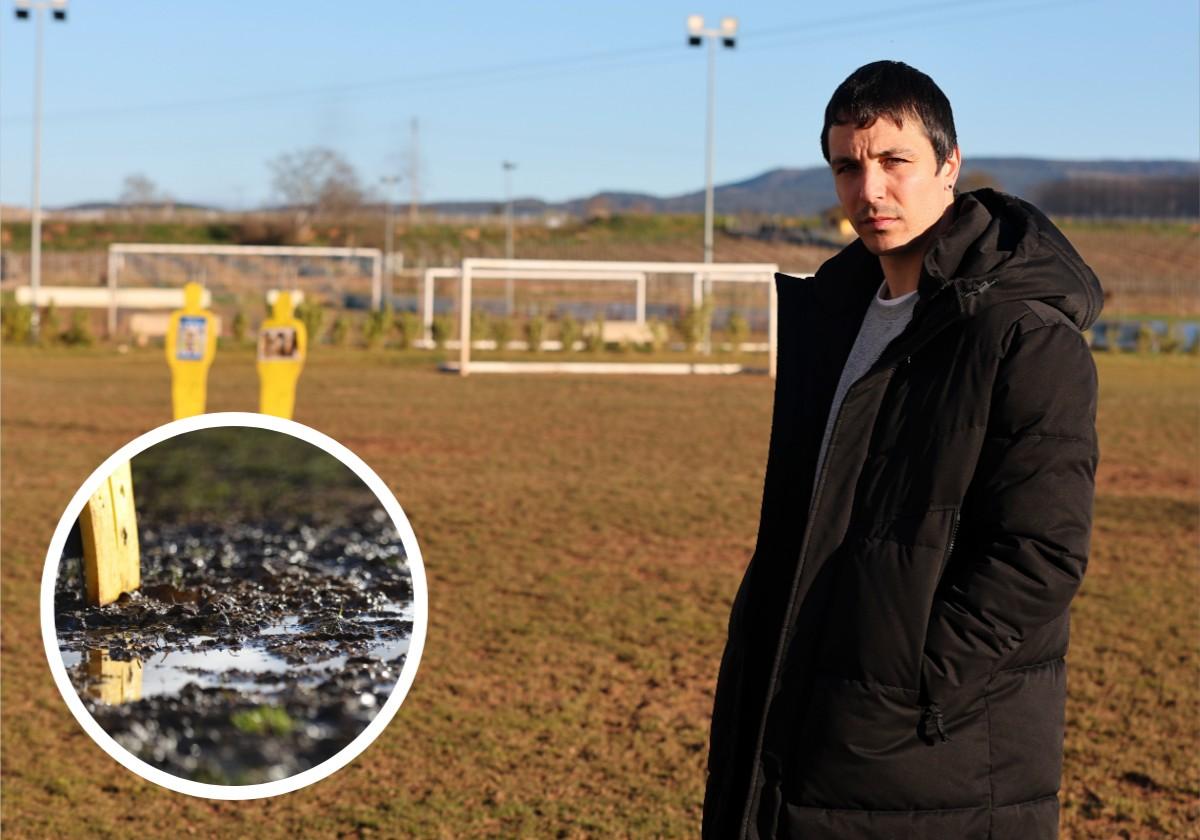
[[39, 411, 429, 800]]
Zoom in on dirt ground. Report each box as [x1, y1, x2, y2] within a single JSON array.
[[2, 346, 1197, 838]]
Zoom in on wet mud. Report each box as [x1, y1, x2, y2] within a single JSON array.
[[54, 506, 413, 785]]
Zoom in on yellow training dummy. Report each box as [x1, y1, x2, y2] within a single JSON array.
[[164, 282, 218, 419], [257, 291, 307, 419]]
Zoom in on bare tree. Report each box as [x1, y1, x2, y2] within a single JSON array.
[[268, 147, 366, 233], [119, 173, 173, 218], [585, 195, 611, 221], [1033, 175, 1199, 219]]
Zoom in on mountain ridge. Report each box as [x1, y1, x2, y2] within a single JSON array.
[[50, 157, 1199, 218], [426, 157, 1200, 218]]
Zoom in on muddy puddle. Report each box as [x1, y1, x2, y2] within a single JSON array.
[[54, 507, 413, 785]]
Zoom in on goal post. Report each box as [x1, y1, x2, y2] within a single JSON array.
[[105, 243, 385, 335], [452, 258, 781, 377]]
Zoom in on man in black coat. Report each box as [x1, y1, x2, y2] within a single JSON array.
[[704, 61, 1102, 839]]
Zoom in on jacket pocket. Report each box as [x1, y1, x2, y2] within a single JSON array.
[[787, 671, 990, 812], [816, 506, 960, 690]]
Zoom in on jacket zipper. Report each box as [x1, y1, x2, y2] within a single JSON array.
[[946, 510, 960, 559], [736, 363, 899, 839], [918, 503, 962, 745], [736, 308, 961, 839]]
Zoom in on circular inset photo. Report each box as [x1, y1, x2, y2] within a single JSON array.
[[40, 413, 427, 799]]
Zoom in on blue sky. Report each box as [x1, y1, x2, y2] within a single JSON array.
[[1, 0, 1197, 208]]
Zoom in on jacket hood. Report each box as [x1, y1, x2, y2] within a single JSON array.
[[920, 188, 1104, 330]]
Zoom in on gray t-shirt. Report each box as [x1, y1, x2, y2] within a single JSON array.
[[811, 280, 918, 508]]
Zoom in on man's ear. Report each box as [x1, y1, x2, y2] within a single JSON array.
[[941, 146, 962, 190]]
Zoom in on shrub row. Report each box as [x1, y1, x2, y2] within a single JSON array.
[[1, 297, 93, 346]]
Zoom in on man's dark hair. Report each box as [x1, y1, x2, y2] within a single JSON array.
[[820, 60, 957, 169]]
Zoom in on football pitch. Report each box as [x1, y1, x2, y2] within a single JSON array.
[[2, 347, 1196, 838]]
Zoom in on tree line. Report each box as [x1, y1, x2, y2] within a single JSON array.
[[1032, 175, 1198, 219]]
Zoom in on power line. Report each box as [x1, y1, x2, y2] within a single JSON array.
[[0, 40, 684, 124], [743, 0, 1023, 43], [744, 0, 1095, 48], [0, 0, 1094, 126]]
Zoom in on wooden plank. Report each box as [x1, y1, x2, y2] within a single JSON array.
[[15, 286, 212, 309], [80, 461, 140, 606]]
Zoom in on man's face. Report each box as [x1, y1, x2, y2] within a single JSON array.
[[827, 115, 960, 256]]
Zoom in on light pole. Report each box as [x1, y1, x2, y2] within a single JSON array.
[[686, 14, 737, 265], [380, 174, 401, 306], [502, 160, 517, 316], [15, 0, 68, 341]]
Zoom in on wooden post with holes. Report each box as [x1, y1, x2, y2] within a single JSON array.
[[80, 461, 140, 606]]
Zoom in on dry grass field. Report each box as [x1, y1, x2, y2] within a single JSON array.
[[1, 346, 1197, 838]]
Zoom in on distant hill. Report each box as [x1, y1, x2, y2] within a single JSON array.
[[47, 158, 1197, 219], [426, 158, 1199, 219], [49, 200, 221, 218]]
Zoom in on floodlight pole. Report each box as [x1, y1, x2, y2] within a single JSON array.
[[502, 160, 517, 316], [380, 174, 401, 306], [704, 36, 716, 265], [15, 0, 68, 340], [31, 7, 44, 337], [686, 14, 737, 265]]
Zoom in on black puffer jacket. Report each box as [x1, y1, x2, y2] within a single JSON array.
[[704, 189, 1102, 840]]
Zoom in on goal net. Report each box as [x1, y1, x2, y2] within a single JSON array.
[[437, 258, 781, 377], [105, 243, 384, 333]]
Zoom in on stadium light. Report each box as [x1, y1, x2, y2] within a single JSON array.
[[686, 14, 737, 264], [14, 0, 69, 341], [720, 16, 738, 47]]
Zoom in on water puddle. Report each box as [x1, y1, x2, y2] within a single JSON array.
[[53, 512, 415, 784], [62, 609, 413, 704]]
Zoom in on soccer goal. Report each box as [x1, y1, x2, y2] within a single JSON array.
[[104, 243, 385, 334], [443, 258, 781, 377]]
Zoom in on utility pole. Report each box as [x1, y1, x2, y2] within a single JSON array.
[[408, 118, 420, 224], [686, 14, 737, 265], [380, 175, 402, 306], [502, 160, 517, 316], [14, 0, 68, 341]]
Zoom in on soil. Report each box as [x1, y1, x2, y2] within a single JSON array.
[[53, 505, 413, 786]]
